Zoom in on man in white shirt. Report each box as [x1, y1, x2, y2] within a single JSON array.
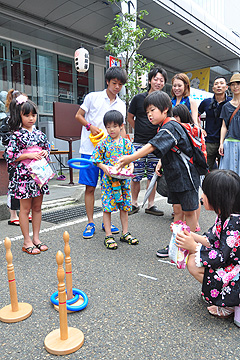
[[75, 66, 127, 238]]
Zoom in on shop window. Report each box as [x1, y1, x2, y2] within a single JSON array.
[[58, 57, 73, 103]]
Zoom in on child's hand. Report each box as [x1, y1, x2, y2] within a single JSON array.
[[117, 155, 131, 171], [28, 152, 43, 160], [102, 165, 111, 177], [175, 229, 197, 253], [155, 159, 162, 176], [41, 150, 48, 158]]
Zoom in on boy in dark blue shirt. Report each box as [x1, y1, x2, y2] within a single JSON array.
[[118, 91, 200, 251]]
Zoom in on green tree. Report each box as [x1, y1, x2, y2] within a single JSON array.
[[105, 0, 168, 119]]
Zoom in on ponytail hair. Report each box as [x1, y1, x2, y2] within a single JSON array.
[[8, 95, 37, 131]]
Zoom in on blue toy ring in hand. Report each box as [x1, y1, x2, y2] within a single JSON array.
[[68, 158, 93, 169]]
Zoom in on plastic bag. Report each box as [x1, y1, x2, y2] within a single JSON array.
[[169, 221, 190, 269], [108, 166, 135, 180], [27, 158, 55, 188]]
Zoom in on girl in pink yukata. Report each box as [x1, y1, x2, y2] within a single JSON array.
[[5, 95, 50, 255], [176, 169, 240, 327], [91, 110, 138, 250]]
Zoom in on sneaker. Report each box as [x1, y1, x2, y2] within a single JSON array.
[[102, 223, 119, 234], [83, 222, 95, 238], [156, 245, 169, 258]]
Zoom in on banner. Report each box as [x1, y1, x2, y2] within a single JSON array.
[[185, 67, 210, 92]]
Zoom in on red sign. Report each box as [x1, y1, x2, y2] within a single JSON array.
[[109, 56, 122, 68]]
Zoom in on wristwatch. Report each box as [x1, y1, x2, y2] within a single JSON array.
[[85, 123, 91, 131]]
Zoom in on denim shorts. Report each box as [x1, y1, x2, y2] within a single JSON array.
[[78, 154, 103, 187], [168, 189, 199, 212]]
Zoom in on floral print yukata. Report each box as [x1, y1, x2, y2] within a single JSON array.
[[199, 215, 240, 307], [5, 128, 50, 199], [91, 135, 134, 212]]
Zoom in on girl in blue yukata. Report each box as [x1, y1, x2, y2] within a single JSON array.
[[91, 110, 139, 250], [176, 169, 240, 327]]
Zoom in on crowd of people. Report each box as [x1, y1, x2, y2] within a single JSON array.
[[1, 66, 240, 327]]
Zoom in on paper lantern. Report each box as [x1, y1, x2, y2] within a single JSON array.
[[74, 48, 89, 73]]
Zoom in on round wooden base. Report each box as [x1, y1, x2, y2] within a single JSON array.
[[44, 327, 84, 355], [0, 302, 32, 323], [54, 296, 84, 313]]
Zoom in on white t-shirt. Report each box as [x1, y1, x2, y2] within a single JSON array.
[[79, 89, 126, 155]]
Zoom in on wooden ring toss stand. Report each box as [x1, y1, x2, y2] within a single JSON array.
[[0, 238, 32, 323], [53, 231, 86, 312], [44, 251, 84, 355]]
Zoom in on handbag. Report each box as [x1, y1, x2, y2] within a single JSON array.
[[156, 173, 169, 198]]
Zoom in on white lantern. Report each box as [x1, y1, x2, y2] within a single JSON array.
[[138, 72, 148, 89], [74, 48, 89, 73]]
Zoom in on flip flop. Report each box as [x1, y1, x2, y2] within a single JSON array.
[[56, 175, 66, 181], [33, 242, 48, 252], [8, 219, 20, 226], [29, 215, 32, 223], [22, 246, 41, 255]]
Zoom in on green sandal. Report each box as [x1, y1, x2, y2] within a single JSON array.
[[120, 232, 139, 245], [104, 236, 118, 250]]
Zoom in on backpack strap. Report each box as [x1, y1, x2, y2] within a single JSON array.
[[229, 103, 240, 126]]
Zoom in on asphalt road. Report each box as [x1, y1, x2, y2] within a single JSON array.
[[0, 195, 239, 360]]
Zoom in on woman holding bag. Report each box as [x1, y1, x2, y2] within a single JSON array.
[[219, 73, 240, 175]]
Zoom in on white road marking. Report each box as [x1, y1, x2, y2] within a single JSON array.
[[158, 259, 176, 266], [138, 273, 158, 281], [0, 212, 103, 245]]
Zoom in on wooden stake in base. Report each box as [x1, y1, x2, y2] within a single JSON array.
[[53, 231, 87, 313], [44, 251, 84, 355], [0, 238, 32, 323]]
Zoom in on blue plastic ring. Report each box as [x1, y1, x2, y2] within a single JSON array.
[[50, 288, 88, 311], [50, 289, 80, 305], [67, 158, 93, 169]]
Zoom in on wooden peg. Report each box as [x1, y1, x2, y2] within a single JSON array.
[[44, 251, 84, 355], [63, 231, 73, 300], [0, 238, 32, 323]]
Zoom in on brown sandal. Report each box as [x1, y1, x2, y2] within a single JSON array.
[[207, 305, 234, 318], [22, 246, 41, 255], [33, 242, 48, 252]]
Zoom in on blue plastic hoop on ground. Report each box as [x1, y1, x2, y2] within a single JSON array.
[[50, 288, 88, 311], [68, 158, 93, 170]]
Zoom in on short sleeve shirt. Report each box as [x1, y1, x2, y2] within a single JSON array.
[[220, 101, 240, 140], [128, 92, 159, 143], [198, 95, 231, 143], [79, 90, 126, 155]]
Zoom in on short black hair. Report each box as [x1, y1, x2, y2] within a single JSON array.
[[9, 98, 37, 131], [202, 169, 240, 221], [105, 66, 127, 84], [103, 110, 123, 127], [213, 76, 227, 84], [173, 104, 194, 124], [144, 91, 173, 117], [148, 67, 167, 90]]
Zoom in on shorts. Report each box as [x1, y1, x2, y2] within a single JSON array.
[[78, 154, 103, 187], [168, 189, 199, 212], [132, 143, 159, 181]]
